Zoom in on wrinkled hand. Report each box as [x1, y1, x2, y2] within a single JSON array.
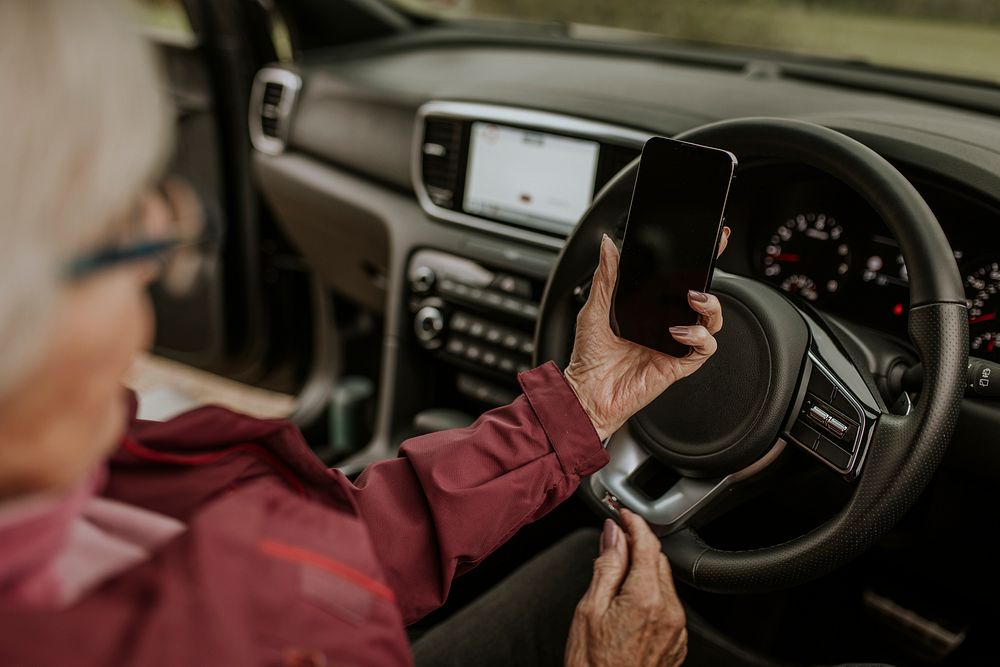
[[565, 509, 687, 667], [565, 229, 730, 440]]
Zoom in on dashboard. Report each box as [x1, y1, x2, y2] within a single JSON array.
[[407, 99, 1000, 365], [252, 39, 1000, 477]]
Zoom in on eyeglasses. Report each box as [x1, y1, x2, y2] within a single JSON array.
[[65, 178, 220, 296]]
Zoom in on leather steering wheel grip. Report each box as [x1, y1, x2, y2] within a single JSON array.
[[666, 303, 968, 593]]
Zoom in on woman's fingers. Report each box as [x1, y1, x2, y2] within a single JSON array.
[[580, 234, 620, 326], [667, 323, 718, 359], [717, 226, 731, 258], [583, 518, 628, 614], [619, 509, 665, 599], [687, 290, 723, 334]]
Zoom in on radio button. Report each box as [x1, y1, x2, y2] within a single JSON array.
[[414, 306, 444, 348], [451, 313, 470, 333], [411, 266, 436, 294]]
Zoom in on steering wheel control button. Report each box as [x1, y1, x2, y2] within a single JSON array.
[[806, 404, 832, 428], [807, 370, 837, 402], [790, 419, 821, 449], [830, 390, 862, 421], [825, 415, 849, 438], [815, 436, 851, 469]]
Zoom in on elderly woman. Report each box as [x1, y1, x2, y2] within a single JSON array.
[[0, 1, 728, 665]]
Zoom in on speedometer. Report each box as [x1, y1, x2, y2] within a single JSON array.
[[966, 260, 1000, 361], [762, 212, 851, 302]]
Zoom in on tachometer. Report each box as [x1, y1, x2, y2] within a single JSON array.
[[762, 212, 851, 302], [966, 260, 1000, 361]]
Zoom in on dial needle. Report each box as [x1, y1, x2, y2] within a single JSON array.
[[970, 312, 997, 325], [772, 253, 801, 262]]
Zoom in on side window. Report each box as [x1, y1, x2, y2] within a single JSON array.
[[129, 0, 194, 38]]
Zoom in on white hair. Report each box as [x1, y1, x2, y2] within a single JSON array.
[[0, 0, 172, 397]]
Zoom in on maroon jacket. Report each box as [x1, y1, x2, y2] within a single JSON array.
[[0, 362, 606, 666]]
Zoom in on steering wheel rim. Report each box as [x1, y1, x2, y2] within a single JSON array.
[[534, 117, 968, 593]]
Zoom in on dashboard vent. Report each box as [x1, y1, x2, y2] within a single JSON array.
[[420, 118, 463, 209], [249, 67, 302, 156]]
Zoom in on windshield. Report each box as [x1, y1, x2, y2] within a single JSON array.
[[392, 0, 1000, 84]]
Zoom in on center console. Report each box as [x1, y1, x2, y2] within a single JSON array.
[[405, 102, 647, 419], [408, 249, 543, 408]]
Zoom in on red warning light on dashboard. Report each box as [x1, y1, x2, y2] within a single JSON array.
[[892, 303, 904, 317]]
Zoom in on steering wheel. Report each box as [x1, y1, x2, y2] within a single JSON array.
[[534, 118, 968, 594]]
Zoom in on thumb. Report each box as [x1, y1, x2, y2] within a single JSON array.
[[583, 234, 620, 318], [583, 519, 628, 614]]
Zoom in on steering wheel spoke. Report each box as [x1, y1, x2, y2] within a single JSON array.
[[590, 426, 786, 535]]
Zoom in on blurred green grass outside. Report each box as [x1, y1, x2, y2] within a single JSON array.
[[400, 0, 1000, 84]]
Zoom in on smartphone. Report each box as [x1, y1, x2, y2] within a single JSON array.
[[610, 137, 737, 357]]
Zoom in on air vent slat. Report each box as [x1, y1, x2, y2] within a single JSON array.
[[250, 68, 302, 155], [419, 118, 462, 208]]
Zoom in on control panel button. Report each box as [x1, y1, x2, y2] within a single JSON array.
[[414, 306, 445, 347], [485, 328, 502, 343], [502, 334, 520, 349], [495, 275, 532, 297], [446, 338, 466, 356], [807, 370, 836, 403], [790, 419, 821, 449], [815, 436, 851, 469], [498, 357, 516, 373], [825, 414, 849, 439], [806, 404, 833, 429], [830, 390, 861, 422], [451, 313, 470, 333], [469, 321, 485, 337], [411, 266, 436, 294]]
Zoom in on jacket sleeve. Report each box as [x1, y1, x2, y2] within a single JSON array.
[[347, 361, 607, 624]]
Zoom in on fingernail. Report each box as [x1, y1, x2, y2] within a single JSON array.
[[688, 290, 709, 303], [601, 519, 618, 553], [669, 325, 691, 336]]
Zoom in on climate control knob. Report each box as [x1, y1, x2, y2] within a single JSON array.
[[411, 266, 436, 294], [414, 306, 445, 348]]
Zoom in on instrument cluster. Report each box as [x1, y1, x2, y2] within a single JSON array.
[[725, 165, 1000, 362]]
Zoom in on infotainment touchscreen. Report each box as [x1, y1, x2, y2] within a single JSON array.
[[463, 122, 600, 234]]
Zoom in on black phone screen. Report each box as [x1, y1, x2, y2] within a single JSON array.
[[611, 137, 736, 357]]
